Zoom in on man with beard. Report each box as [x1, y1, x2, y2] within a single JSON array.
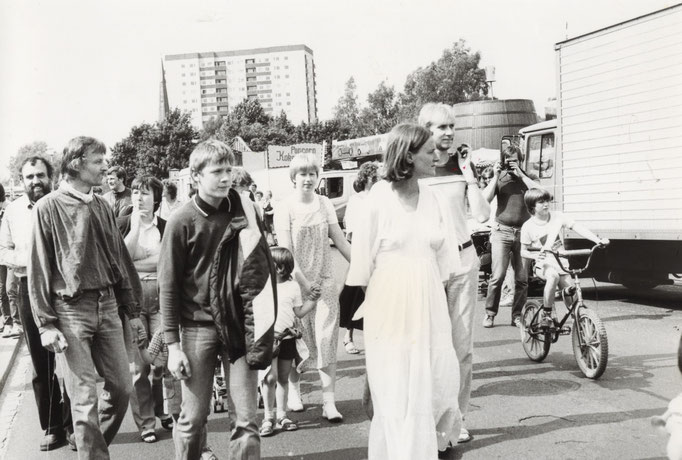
[[28, 138, 143, 459], [0, 156, 74, 451]]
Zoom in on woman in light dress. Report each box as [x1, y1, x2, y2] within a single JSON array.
[[339, 161, 380, 354], [274, 154, 351, 422], [346, 123, 462, 459]]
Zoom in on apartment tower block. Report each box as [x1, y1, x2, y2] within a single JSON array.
[[163, 44, 317, 128]]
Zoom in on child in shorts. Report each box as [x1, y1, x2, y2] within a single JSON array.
[[520, 188, 608, 321], [260, 247, 316, 437]]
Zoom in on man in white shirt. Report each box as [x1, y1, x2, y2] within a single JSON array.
[[419, 103, 490, 444], [0, 156, 74, 451]]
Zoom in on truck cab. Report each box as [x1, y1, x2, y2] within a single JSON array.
[[316, 169, 358, 227]]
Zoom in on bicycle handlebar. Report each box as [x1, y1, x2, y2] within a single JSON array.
[[527, 243, 609, 275]]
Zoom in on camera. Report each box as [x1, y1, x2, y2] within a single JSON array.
[[456, 144, 469, 159]]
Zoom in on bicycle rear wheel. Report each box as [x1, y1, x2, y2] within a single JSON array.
[[520, 300, 551, 362], [572, 307, 608, 379]]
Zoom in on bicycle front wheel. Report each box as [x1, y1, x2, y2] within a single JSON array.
[[520, 300, 551, 362], [572, 307, 608, 379]]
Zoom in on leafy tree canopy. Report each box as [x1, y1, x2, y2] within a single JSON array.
[[8, 141, 61, 183], [109, 108, 198, 181]]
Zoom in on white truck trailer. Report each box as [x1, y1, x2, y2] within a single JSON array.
[[515, 4, 682, 289]]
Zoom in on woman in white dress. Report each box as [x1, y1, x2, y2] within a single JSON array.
[[346, 123, 462, 459], [274, 153, 351, 422]]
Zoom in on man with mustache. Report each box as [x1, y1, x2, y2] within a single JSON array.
[[0, 156, 74, 451]]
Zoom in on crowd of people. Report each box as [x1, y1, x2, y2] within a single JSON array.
[[0, 101, 614, 460]]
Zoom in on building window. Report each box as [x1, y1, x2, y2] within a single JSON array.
[[246, 58, 255, 64], [181, 64, 185, 68], [286, 92, 290, 96], [215, 61, 225, 66], [284, 56, 288, 60], [285, 75, 289, 79], [183, 100, 187, 104], [285, 65, 289, 69], [182, 82, 186, 86], [287, 102, 291, 105], [192, 99, 197, 103]]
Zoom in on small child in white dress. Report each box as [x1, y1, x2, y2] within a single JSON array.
[[260, 247, 316, 437]]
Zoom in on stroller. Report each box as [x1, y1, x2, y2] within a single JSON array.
[[471, 229, 492, 296]]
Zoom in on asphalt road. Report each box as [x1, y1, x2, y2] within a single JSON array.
[[1, 249, 681, 459]]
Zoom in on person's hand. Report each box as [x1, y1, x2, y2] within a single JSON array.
[[168, 345, 191, 380], [507, 159, 522, 177], [493, 161, 502, 177], [128, 317, 145, 345], [457, 144, 476, 181], [41, 325, 68, 353], [308, 282, 322, 301], [131, 203, 152, 224]]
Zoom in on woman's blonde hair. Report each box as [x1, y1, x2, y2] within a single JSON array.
[[288, 153, 321, 183], [382, 123, 432, 182]]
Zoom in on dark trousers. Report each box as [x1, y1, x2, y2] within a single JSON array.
[[17, 277, 73, 435]]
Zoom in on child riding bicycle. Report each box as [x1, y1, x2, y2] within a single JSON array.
[[520, 189, 609, 323]]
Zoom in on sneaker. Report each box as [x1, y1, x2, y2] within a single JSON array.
[[9, 324, 23, 338], [1, 325, 12, 338], [458, 426, 473, 443], [482, 315, 494, 328], [512, 317, 522, 328]]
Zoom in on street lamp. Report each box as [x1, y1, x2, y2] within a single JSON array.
[[485, 66, 496, 99]]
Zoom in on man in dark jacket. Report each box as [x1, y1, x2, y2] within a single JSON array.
[[159, 139, 276, 460]]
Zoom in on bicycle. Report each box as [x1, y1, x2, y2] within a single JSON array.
[[519, 243, 609, 379]]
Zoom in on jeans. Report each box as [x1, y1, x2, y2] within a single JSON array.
[[485, 223, 528, 320], [0, 266, 21, 326], [17, 277, 73, 436], [174, 325, 259, 460], [55, 287, 131, 460], [445, 247, 479, 416], [124, 276, 163, 433]]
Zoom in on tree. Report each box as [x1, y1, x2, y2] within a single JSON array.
[[360, 81, 402, 135], [8, 141, 61, 182], [110, 108, 198, 180], [332, 77, 362, 134], [400, 39, 489, 119]]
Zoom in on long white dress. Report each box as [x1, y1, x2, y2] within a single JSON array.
[[346, 180, 462, 459]]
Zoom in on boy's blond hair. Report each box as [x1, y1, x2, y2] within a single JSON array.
[[189, 139, 235, 174]]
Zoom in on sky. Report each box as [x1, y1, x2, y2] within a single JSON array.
[[0, 0, 677, 179]]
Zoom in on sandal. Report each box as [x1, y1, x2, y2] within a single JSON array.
[[277, 416, 298, 431], [141, 430, 157, 443], [259, 418, 275, 437], [160, 415, 174, 431], [343, 340, 360, 354]]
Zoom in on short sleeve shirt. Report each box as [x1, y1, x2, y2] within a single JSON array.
[[273, 279, 303, 333]]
